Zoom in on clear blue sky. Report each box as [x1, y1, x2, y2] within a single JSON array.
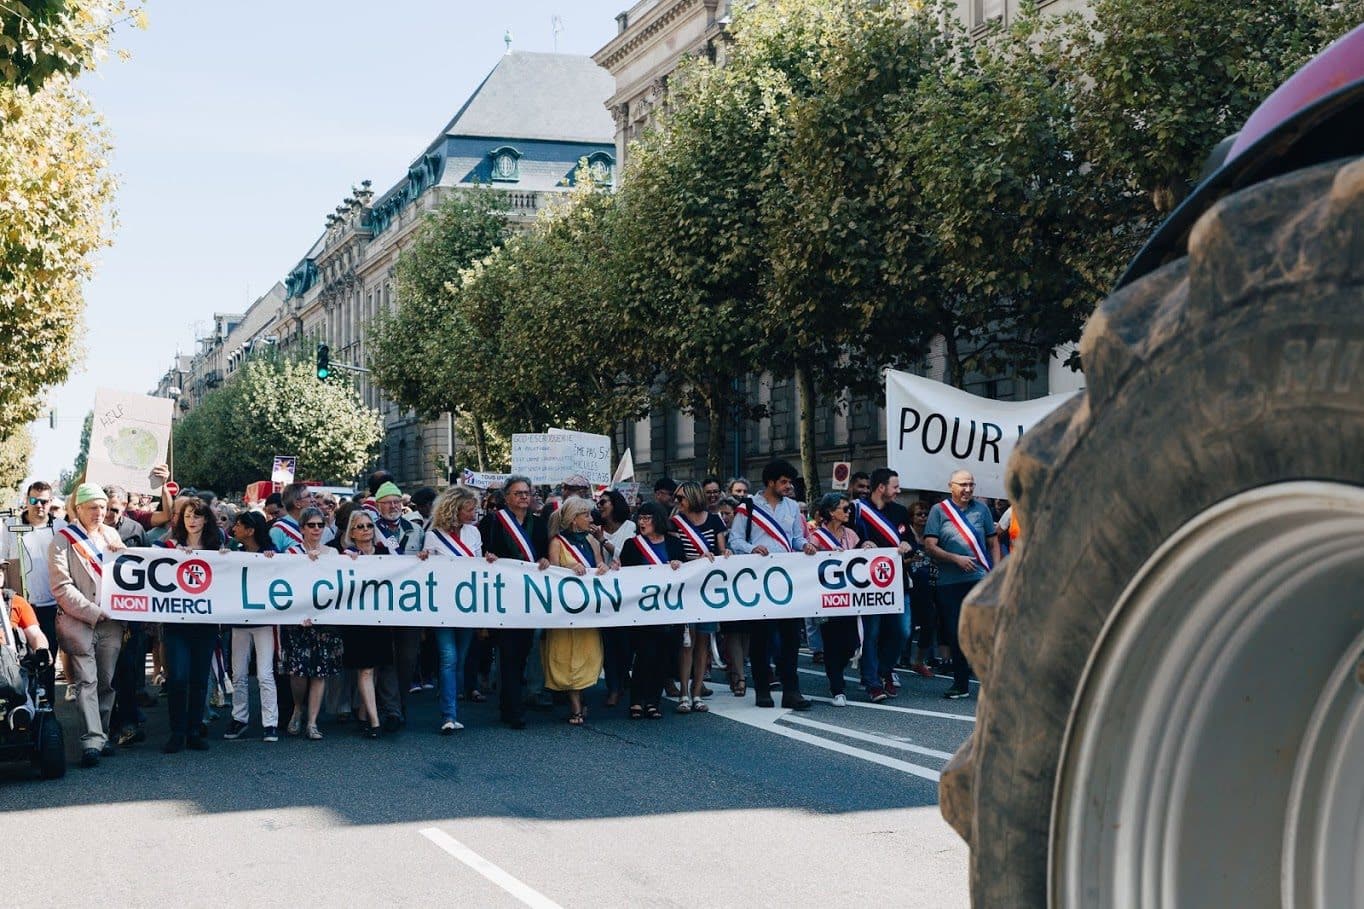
[[29, 0, 626, 484]]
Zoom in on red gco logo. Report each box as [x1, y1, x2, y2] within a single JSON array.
[[177, 559, 212, 594]]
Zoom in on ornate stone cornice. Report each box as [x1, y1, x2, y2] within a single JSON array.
[[594, 0, 699, 72]]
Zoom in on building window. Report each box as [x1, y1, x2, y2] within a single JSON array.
[[586, 152, 614, 186], [488, 146, 521, 183], [973, 0, 1005, 27]]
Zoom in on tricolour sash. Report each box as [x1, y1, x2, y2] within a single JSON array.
[[557, 534, 595, 570], [938, 499, 991, 570], [857, 500, 901, 547], [58, 524, 104, 581], [670, 514, 711, 558], [496, 509, 537, 561], [632, 536, 667, 565], [810, 526, 844, 552], [429, 527, 476, 558], [742, 501, 792, 552], [284, 544, 305, 555], [275, 515, 304, 545]]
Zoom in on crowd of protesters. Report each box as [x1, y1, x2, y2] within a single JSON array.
[[2, 456, 1008, 769]]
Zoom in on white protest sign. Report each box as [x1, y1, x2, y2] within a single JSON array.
[[547, 428, 612, 485], [511, 433, 559, 484], [271, 455, 297, 485], [460, 469, 510, 489], [100, 547, 905, 629], [885, 369, 1077, 499], [86, 389, 174, 494]]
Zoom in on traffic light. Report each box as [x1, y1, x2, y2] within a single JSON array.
[[316, 343, 331, 380]]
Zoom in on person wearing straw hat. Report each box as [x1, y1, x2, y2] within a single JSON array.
[[47, 482, 127, 768]]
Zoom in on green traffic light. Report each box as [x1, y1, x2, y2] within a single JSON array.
[[317, 367, 330, 379]]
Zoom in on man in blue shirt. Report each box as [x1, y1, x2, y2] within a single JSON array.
[[924, 469, 1000, 699], [730, 459, 817, 710], [854, 468, 915, 702]]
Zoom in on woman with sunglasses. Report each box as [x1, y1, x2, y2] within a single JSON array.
[[160, 497, 224, 753], [593, 490, 635, 707], [544, 497, 609, 726], [223, 511, 280, 742], [337, 509, 391, 740], [620, 502, 684, 720], [280, 506, 343, 740], [670, 481, 729, 714], [811, 494, 862, 706]]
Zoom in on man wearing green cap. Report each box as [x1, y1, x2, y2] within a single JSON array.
[[48, 482, 128, 768], [372, 479, 425, 730]]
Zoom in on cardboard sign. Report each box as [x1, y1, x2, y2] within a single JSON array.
[[512, 429, 612, 486], [86, 389, 173, 495]]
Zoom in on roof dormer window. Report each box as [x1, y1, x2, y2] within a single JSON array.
[[489, 146, 521, 182]]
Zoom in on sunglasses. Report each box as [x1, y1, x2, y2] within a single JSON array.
[[352, 523, 374, 531], [303, 521, 326, 528], [29, 497, 50, 506]]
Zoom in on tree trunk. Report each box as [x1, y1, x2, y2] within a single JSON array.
[[944, 332, 964, 388], [471, 415, 489, 471], [705, 387, 727, 479], [794, 363, 820, 500]]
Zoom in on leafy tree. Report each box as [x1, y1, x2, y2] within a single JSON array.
[[0, 425, 33, 494], [368, 189, 510, 465], [69, 409, 93, 484], [174, 357, 382, 494], [1, 0, 145, 92], [0, 79, 116, 436], [1064, 0, 1364, 279]]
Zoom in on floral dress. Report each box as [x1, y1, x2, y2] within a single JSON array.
[[280, 548, 344, 678]]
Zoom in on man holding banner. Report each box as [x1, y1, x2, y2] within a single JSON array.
[[923, 469, 999, 700]]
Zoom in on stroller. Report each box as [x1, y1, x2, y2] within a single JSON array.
[[0, 590, 65, 779]]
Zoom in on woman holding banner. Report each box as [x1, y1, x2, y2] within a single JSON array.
[[593, 490, 635, 708], [48, 483, 127, 768], [621, 502, 684, 720], [281, 507, 344, 739], [160, 497, 224, 754], [810, 494, 861, 706], [670, 481, 728, 714], [544, 498, 608, 726], [424, 486, 482, 735], [338, 509, 392, 740], [223, 511, 280, 742]]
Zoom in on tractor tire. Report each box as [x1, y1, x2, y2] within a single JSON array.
[[36, 713, 66, 780], [940, 155, 1364, 907]]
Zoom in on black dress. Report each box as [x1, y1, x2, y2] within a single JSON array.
[[339, 543, 395, 670]]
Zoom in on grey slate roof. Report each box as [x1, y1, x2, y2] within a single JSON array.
[[435, 51, 615, 144]]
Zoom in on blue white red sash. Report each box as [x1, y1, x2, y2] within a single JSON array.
[[857, 500, 901, 547], [557, 534, 595, 570], [375, 519, 406, 553], [429, 527, 476, 558], [810, 526, 844, 552], [742, 501, 792, 552], [938, 499, 991, 570], [284, 544, 305, 555], [632, 536, 667, 565], [58, 524, 104, 580], [275, 515, 303, 545], [496, 509, 537, 561], [670, 514, 711, 558]]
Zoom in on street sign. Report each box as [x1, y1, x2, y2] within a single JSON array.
[[164, 480, 180, 497], [831, 461, 851, 491]]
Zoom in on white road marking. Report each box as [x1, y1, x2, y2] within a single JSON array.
[[700, 694, 944, 782], [420, 827, 564, 909], [796, 665, 979, 689], [781, 714, 956, 760], [799, 692, 977, 723]]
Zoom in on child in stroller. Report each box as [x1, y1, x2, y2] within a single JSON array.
[[1, 588, 64, 778]]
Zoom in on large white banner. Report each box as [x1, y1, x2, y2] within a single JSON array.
[[885, 369, 1077, 499], [86, 388, 174, 495], [99, 547, 904, 629]]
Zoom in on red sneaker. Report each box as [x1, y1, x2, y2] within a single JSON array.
[[911, 663, 935, 679], [882, 678, 899, 697]]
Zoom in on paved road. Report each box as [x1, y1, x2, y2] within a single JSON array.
[[1, 653, 974, 908]]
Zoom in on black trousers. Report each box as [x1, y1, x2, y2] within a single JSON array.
[[628, 627, 672, 707], [112, 623, 146, 729], [936, 581, 977, 690], [749, 618, 801, 697], [820, 617, 860, 696], [32, 604, 57, 697], [496, 628, 534, 722]]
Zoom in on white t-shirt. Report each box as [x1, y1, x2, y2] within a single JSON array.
[[0, 516, 63, 607], [422, 524, 483, 559], [605, 520, 637, 559]]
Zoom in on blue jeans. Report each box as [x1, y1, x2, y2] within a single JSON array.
[[163, 625, 217, 737], [859, 613, 908, 691], [804, 618, 824, 653], [434, 629, 473, 723]]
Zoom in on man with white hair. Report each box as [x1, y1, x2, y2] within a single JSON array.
[[923, 469, 1000, 700]]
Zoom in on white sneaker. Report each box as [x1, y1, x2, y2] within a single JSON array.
[[64, 686, 76, 702], [832, 693, 848, 707]]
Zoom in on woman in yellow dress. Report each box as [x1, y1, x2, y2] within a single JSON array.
[[543, 497, 609, 725]]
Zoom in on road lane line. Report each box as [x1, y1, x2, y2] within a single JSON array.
[[700, 696, 944, 782], [796, 665, 979, 691], [798, 692, 976, 722], [419, 828, 564, 909], [781, 714, 956, 760]]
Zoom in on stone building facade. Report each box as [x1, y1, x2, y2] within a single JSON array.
[[155, 51, 616, 490]]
